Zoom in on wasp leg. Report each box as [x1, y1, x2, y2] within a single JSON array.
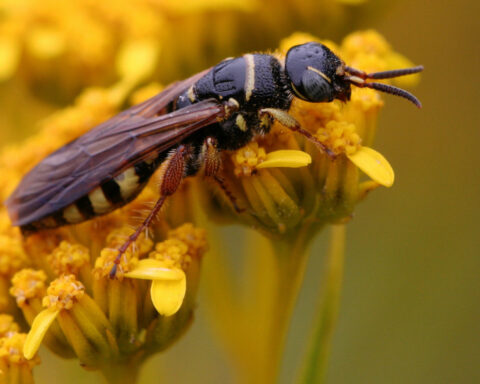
[[110, 145, 188, 278], [203, 137, 245, 213], [258, 108, 335, 157]]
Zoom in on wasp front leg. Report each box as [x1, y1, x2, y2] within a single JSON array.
[[110, 145, 189, 278], [258, 108, 335, 157], [203, 137, 244, 214]]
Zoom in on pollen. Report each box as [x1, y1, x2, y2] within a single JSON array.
[[149, 239, 190, 270], [10, 269, 47, 307], [315, 121, 362, 156], [104, 226, 153, 257], [93, 248, 138, 280], [0, 315, 20, 337], [167, 223, 208, 260], [232, 142, 268, 177], [0, 332, 38, 367], [289, 98, 342, 135], [47, 241, 90, 276], [42, 275, 85, 311]]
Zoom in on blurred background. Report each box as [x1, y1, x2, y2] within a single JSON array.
[[1, 0, 478, 383]]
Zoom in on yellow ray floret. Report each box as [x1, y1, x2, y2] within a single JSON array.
[[232, 143, 312, 176], [124, 259, 185, 281], [125, 259, 186, 317], [150, 278, 187, 317], [256, 150, 312, 169], [23, 308, 60, 360], [347, 146, 395, 187]]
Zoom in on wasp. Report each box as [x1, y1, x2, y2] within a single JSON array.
[[6, 42, 423, 275]]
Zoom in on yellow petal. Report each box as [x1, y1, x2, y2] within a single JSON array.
[[124, 259, 184, 280], [23, 309, 60, 359], [116, 39, 159, 83], [256, 150, 312, 169], [347, 146, 395, 187], [150, 272, 186, 316]]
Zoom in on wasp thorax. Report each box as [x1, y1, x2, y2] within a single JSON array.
[[285, 42, 347, 103]]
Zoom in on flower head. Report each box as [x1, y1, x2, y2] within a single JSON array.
[[0, 88, 210, 371], [0, 330, 40, 383], [202, 30, 419, 237]]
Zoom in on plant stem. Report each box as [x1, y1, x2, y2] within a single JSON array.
[[265, 221, 321, 383], [300, 224, 346, 384], [100, 360, 141, 384]]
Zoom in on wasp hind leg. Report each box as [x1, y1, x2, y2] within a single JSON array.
[[258, 108, 335, 157], [110, 145, 188, 278], [203, 137, 244, 214]]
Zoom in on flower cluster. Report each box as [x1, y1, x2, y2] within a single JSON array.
[[1, 210, 207, 382], [202, 30, 419, 237], [0, 314, 39, 384], [0, 0, 259, 97], [0, 28, 420, 383]]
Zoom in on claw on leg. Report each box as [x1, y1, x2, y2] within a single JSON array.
[[259, 108, 335, 158], [203, 137, 245, 214]]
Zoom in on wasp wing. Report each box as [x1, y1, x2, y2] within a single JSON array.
[[114, 68, 210, 119], [6, 96, 228, 227]]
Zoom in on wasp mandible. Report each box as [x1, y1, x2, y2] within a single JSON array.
[[6, 42, 423, 275]]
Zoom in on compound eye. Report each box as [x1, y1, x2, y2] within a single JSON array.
[[300, 70, 333, 102]]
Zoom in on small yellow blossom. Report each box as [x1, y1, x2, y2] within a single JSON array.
[[0, 331, 40, 383], [47, 241, 90, 276], [0, 314, 19, 337], [10, 269, 47, 308], [23, 275, 113, 363], [232, 143, 268, 177]]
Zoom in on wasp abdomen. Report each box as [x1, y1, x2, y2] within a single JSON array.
[[21, 157, 162, 233]]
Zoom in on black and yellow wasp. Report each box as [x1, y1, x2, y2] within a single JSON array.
[[6, 42, 423, 274]]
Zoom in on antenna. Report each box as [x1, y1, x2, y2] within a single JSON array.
[[344, 65, 424, 108]]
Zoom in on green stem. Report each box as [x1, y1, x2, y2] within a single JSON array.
[[300, 224, 346, 384], [100, 359, 141, 384], [266, 221, 322, 383]]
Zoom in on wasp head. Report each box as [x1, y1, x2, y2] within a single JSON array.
[[285, 42, 424, 108], [285, 42, 351, 104]]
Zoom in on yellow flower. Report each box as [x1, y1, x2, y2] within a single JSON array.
[[201, 30, 419, 239], [0, 71, 208, 380], [14, 222, 207, 374], [0, 8, 420, 379], [0, 222, 202, 384], [0, 314, 19, 337], [196, 30, 421, 383], [0, 330, 40, 384]]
